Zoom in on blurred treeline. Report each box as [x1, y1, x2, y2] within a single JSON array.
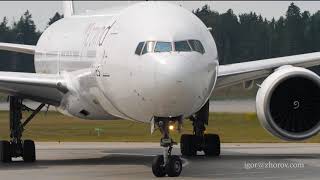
[[195, 3, 320, 67], [0, 11, 63, 72], [0, 3, 320, 72]]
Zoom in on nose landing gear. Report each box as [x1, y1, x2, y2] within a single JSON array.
[[152, 118, 182, 177]]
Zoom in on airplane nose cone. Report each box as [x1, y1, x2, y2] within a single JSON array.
[[152, 53, 217, 117]]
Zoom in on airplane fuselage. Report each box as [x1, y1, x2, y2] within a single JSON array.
[[34, 2, 219, 123]]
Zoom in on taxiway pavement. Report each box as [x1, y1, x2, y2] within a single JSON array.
[[1, 142, 320, 180]]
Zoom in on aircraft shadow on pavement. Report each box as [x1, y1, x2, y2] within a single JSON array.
[[0, 148, 319, 178], [0, 154, 153, 170]]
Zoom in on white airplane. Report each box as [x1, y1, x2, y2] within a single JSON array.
[[1, 1, 320, 177]]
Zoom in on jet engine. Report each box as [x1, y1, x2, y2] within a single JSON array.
[[256, 66, 320, 141]]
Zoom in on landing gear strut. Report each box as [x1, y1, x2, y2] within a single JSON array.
[[152, 118, 182, 177], [0, 96, 45, 163], [180, 101, 220, 156]]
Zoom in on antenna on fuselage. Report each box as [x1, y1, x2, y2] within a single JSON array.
[[63, 0, 74, 18]]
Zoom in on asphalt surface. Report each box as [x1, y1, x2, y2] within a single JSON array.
[[1, 142, 320, 180]]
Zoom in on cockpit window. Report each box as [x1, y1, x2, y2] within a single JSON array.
[[136, 40, 205, 55], [154, 42, 172, 53], [135, 42, 145, 55], [174, 41, 192, 52], [188, 40, 205, 54], [142, 41, 155, 55]]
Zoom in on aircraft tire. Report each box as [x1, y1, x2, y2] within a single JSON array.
[[165, 155, 182, 177], [152, 155, 166, 177], [23, 140, 36, 162], [203, 134, 220, 156], [180, 134, 196, 156], [0, 140, 11, 163]]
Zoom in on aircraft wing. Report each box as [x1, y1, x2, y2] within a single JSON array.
[[0, 42, 35, 54], [0, 71, 68, 106], [216, 52, 320, 89]]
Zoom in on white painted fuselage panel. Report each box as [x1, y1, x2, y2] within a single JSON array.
[[34, 2, 219, 122]]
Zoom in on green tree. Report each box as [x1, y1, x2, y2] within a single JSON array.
[[12, 10, 40, 45], [0, 17, 10, 41], [238, 12, 261, 61], [0, 17, 15, 71], [47, 12, 63, 27], [11, 10, 40, 72], [309, 11, 320, 51], [301, 11, 312, 53], [284, 3, 304, 55]]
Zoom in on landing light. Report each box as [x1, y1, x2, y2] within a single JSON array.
[[169, 125, 174, 131]]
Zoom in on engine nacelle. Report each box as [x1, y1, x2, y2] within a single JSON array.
[[256, 66, 320, 141]]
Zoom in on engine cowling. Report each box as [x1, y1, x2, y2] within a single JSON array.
[[256, 66, 320, 141]]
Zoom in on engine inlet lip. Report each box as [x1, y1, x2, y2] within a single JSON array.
[[264, 70, 320, 141]]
